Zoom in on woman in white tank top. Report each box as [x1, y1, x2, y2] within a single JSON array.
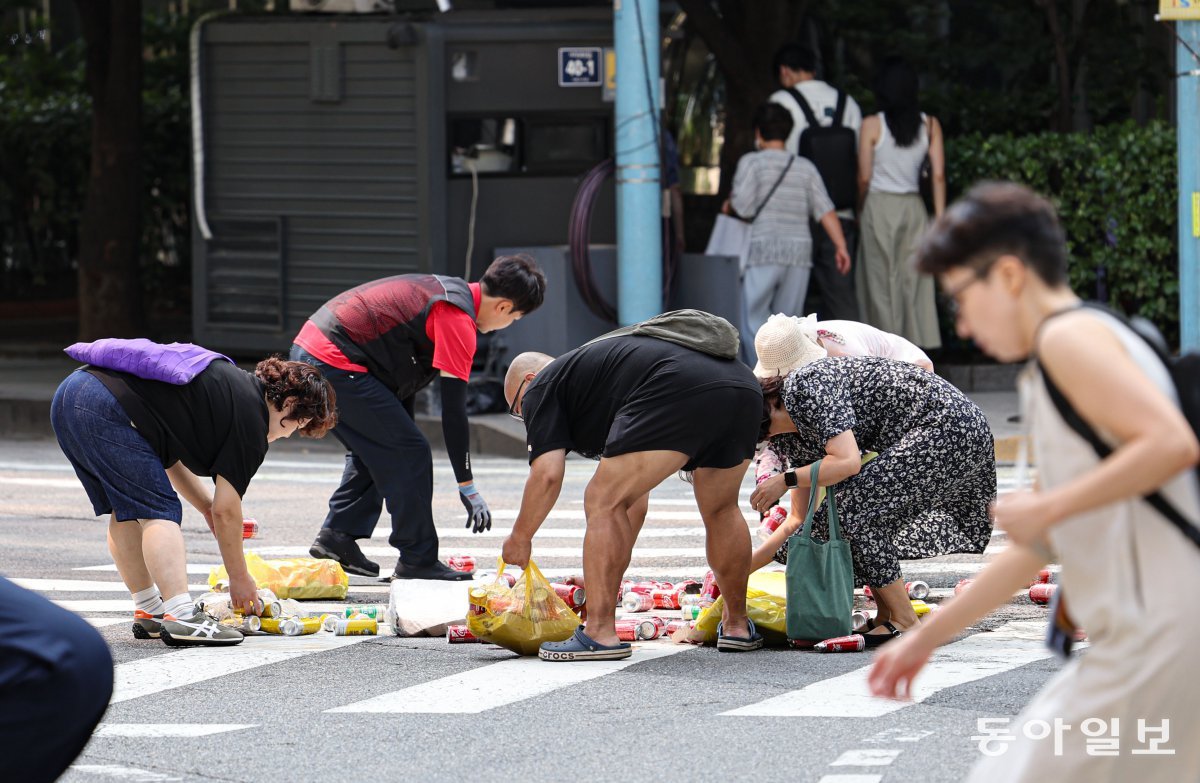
[[855, 57, 945, 349], [870, 183, 1200, 783]]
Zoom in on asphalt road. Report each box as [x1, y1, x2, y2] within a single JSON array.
[[0, 436, 1064, 783]]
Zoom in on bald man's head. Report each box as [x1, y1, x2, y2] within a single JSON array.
[[504, 351, 554, 415]]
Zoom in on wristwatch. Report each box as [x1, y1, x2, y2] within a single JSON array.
[[783, 470, 798, 489]]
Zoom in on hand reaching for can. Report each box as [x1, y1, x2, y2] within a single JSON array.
[[749, 473, 787, 514], [228, 572, 263, 616], [867, 630, 935, 701]]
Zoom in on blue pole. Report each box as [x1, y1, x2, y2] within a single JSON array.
[[1179, 20, 1200, 352], [614, 0, 662, 326]]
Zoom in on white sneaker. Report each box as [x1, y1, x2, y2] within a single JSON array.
[[160, 608, 244, 647]]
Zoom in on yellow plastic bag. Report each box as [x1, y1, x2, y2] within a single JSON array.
[[690, 588, 788, 646], [467, 559, 580, 656], [209, 553, 348, 600]]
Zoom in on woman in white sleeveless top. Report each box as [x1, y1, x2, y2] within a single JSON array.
[[856, 57, 944, 349], [870, 183, 1200, 782]]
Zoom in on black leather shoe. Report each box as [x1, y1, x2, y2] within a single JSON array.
[[309, 528, 380, 577], [388, 559, 474, 581]]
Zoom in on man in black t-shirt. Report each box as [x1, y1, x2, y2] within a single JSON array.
[[501, 334, 765, 661]]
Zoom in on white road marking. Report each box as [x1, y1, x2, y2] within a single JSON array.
[[84, 617, 129, 629], [0, 475, 81, 489], [251, 545, 713, 558], [380, 526, 740, 541], [327, 642, 690, 714], [14, 578, 208, 593], [75, 563, 217, 574], [111, 633, 372, 704], [54, 599, 136, 612], [68, 764, 182, 781], [722, 621, 1054, 718], [816, 776, 882, 783], [92, 724, 254, 738], [829, 749, 903, 766], [863, 729, 935, 743]]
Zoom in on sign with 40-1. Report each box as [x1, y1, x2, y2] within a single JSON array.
[[558, 47, 602, 87]]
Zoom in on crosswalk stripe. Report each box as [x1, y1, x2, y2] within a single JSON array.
[[251, 545, 713, 558], [69, 764, 182, 781], [85, 617, 129, 629], [326, 641, 690, 714], [817, 776, 882, 783], [55, 599, 138, 612], [376, 526, 733, 540], [13, 578, 208, 593], [92, 724, 254, 738], [830, 749, 903, 766], [111, 634, 373, 704], [721, 621, 1053, 718]]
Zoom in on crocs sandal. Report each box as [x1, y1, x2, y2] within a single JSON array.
[[539, 626, 632, 662], [862, 620, 902, 648], [716, 619, 764, 652]]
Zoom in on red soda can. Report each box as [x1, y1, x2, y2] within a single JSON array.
[[650, 588, 681, 610], [618, 579, 634, 599], [1029, 583, 1057, 605], [655, 581, 675, 591], [665, 619, 690, 636], [447, 625, 481, 643], [701, 570, 721, 600], [1038, 569, 1052, 584], [447, 555, 475, 572], [615, 619, 657, 641], [675, 579, 702, 594], [760, 505, 787, 535], [905, 581, 930, 601], [550, 582, 587, 609], [814, 634, 867, 653], [629, 581, 657, 595], [646, 616, 666, 638], [622, 592, 654, 612], [242, 518, 259, 540], [954, 578, 973, 597]]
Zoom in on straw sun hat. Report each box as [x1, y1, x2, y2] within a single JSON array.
[[753, 313, 827, 378]]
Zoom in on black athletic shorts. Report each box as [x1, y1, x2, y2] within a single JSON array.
[[602, 384, 762, 471]]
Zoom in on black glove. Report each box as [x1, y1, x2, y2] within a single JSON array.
[[458, 483, 491, 534]]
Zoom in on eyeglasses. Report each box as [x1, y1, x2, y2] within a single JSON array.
[[508, 378, 528, 422], [939, 256, 999, 317]]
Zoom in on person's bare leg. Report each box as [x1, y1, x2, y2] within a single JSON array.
[[583, 451, 688, 646], [867, 578, 918, 633], [107, 515, 155, 594], [132, 518, 189, 599], [693, 460, 753, 640]]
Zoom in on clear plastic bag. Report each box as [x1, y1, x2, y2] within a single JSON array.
[[208, 553, 348, 600], [466, 559, 580, 656]]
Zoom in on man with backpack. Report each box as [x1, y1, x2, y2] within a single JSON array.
[[769, 43, 863, 322], [500, 312, 764, 661]]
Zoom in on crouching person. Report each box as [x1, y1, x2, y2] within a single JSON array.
[[50, 342, 337, 646], [501, 312, 764, 660]]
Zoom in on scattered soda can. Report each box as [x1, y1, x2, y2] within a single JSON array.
[[447, 555, 475, 573], [679, 594, 707, 609], [665, 619, 690, 636], [622, 592, 654, 612], [628, 581, 658, 595], [1029, 568, 1052, 587], [257, 617, 287, 635], [1029, 583, 1057, 605], [700, 570, 721, 600], [954, 578, 973, 597], [242, 518, 259, 540], [259, 601, 282, 619], [650, 588, 681, 610], [675, 579, 702, 594], [851, 609, 873, 629], [279, 616, 322, 636], [760, 505, 787, 536], [615, 618, 657, 642], [906, 581, 931, 601], [910, 600, 931, 616], [550, 583, 587, 609], [322, 614, 339, 633], [342, 605, 382, 619], [242, 615, 262, 633], [617, 579, 634, 599], [646, 616, 666, 638], [680, 604, 705, 621], [814, 634, 867, 653], [863, 585, 874, 602], [333, 616, 378, 636], [447, 624, 482, 644]]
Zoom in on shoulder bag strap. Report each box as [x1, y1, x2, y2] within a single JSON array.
[[832, 89, 846, 128], [746, 156, 794, 223], [1035, 315, 1200, 549], [799, 460, 822, 540]]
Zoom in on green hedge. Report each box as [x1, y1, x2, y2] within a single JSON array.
[[945, 121, 1179, 345]]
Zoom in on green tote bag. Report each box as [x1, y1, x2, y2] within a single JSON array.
[[785, 460, 854, 644]]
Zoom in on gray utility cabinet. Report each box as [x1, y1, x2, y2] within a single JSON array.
[[192, 9, 615, 353]]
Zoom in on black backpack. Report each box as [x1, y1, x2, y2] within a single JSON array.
[[786, 87, 858, 211], [1037, 302, 1200, 548]]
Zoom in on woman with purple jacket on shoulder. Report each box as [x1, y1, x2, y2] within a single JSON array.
[[49, 341, 337, 647]]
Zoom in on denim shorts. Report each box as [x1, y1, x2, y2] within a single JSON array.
[[50, 370, 182, 524]]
